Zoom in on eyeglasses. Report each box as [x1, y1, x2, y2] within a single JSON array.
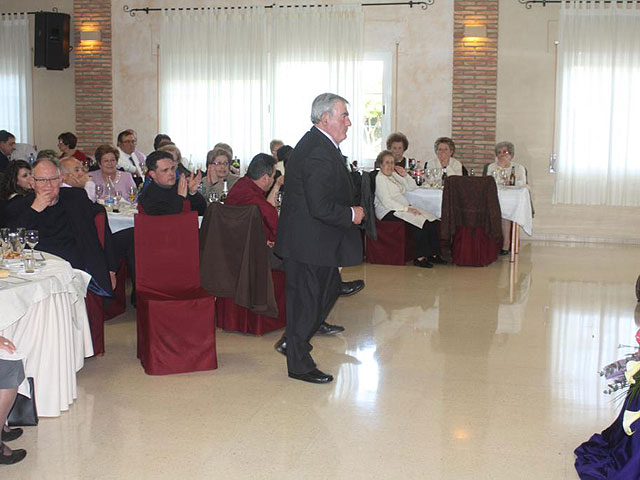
[[121, 140, 137, 144], [33, 176, 60, 185], [213, 161, 229, 166]]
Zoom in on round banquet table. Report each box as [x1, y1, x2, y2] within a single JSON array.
[[0, 252, 94, 417]]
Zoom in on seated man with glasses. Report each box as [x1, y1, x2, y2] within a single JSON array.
[[202, 148, 240, 201], [138, 151, 206, 216], [5, 158, 118, 297], [116, 129, 145, 184]]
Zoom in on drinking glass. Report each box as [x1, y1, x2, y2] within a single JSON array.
[[128, 185, 137, 204], [276, 191, 283, 208], [114, 191, 123, 212], [96, 184, 105, 202], [0, 228, 10, 256], [25, 230, 38, 260], [207, 192, 219, 204], [23, 256, 35, 273], [499, 168, 509, 186]]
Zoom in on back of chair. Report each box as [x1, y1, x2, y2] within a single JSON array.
[[134, 211, 201, 295]]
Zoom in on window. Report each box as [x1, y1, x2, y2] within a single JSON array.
[[361, 52, 392, 166]]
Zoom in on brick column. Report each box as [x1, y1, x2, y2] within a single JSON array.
[[452, 0, 498, 170], [73, 0, 113, 154]]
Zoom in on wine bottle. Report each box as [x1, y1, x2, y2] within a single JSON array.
[[509, 166, 516, 186]]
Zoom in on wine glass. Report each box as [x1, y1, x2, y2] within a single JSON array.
[[128, 185, 137, 204], [0, 228, 10, 256], [114, 191, 123, 212], [95, 184, 104, 202], [499, 168, 509, 186], [25, 230, 38, 260]]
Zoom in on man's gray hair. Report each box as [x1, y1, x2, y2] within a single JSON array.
[[310, 93, 349, 124], [495, 141, 515, 156], [33, 157, 60, 172], [246, 153, 276, 181]]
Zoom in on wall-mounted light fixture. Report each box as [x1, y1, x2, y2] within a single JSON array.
[[463, 24, 486, 38], [80, 29, 101, 42]]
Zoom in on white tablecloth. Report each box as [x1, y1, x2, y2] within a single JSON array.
[[404, 186, 533, 236], [108, 208, 204, 233], [107, 204, 138, 233], [0, 254, 93, 417]]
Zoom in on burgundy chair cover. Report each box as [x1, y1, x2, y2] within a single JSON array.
[[365, 219, 413, 265], [84, 212, 128, 355], [215, 269, 287, 335], [134, 211, 217, 375], [440, 176, 502, 267]]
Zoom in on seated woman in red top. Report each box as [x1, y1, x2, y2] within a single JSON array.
[[58, 132, 90, 169]]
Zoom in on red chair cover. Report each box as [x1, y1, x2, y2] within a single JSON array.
[[215, 269, 286, 335], [365, 219, 413, 265], [134, 211, 217, 375], [85, 212, 128, 355], [451, 226, 500, 267]]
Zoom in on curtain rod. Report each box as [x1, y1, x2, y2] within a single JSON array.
[[123, 1, 434, 16], [0, 8, 59, 16], [520, 0, 631, 8]]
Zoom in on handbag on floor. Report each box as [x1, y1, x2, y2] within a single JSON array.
[[8, 377, 39, 427]]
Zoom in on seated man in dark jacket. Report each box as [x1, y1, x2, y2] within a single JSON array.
[[138, 150, 206, 216], [5, 158, 117, 296]]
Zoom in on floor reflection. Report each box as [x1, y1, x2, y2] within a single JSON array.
[[550, 280, 638, 407]]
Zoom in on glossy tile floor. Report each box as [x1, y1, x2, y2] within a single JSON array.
[[8, 241, 640, 479]]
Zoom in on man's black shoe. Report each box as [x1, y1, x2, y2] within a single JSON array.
[[288, 368, 333, 384], [316, 322, 344, 335], [274, 335, 287, 355], [339, 280, 365, 297]]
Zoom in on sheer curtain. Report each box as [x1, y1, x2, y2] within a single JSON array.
[[0, 14, 33, 143], [553, 1, 640, 206], [158, 8, 267, 169], [270, 5, 364, 162]]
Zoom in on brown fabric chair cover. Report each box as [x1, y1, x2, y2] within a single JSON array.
[[199, 203, 278, 318], [440, 176, 502, 244]]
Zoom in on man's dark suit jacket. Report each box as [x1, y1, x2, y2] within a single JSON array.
[[138, 180, 206, 216], [5, 187, 118, 296], [0, 152, 9, 174], [275, 126, 362, 267]]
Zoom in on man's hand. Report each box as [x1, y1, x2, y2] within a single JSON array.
[[31, 191, 57, 212], [188, 171, 202, 195], [395, 166, 408, 177], [109, 271, 117, 291], [275, 175, 285, 187], [266, 240, 275, 248], [177, 175, 188, 198], [351, 206, 365, 225], [0, 336, 16, 354], [407, 206, 421, 215]]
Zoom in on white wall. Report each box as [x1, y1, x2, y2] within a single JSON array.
[[3, 0, 76, 153], [497, 1, 640, 243]]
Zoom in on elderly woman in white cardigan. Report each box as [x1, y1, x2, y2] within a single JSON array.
[[374, 150, 446, 268]]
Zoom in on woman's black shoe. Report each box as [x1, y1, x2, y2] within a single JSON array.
[[413, 258, 433, 268], [0, 444, 27, 465], [1, 427, 22, 442], [500, 249, 510, 256], [430, 255, 448, 265]]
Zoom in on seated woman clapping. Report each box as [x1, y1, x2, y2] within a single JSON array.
[[426, 137, 463, 176], [374, 150, 446, 268]]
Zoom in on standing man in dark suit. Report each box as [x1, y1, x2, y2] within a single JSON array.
[[275, 93, 365, 384]]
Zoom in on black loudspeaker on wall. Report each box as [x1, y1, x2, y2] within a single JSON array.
[[34, 12, 71, 70]]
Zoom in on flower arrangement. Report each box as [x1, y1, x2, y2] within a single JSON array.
[[600, 330, 640, 399]]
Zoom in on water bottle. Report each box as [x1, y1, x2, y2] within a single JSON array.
[[104, 178, 116, 212], [220, 179, 228, 204], [28, 152, 35, 165]]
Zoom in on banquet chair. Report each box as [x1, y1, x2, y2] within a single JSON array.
[[199, 203, 285, 335], [440, 176, 502, 266], [361, 170, 414, 265], [84, 211, 128, 355], [134, 210, 217, 375]]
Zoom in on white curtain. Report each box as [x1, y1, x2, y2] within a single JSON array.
[[158, 8, 268, 169], [0, 14, 33, 144], [553, 1, 640, 206], [270, 5, 364, 162]]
